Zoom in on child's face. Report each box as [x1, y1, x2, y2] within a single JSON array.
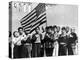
[[51, 30, 54, 34], [35, 28, 40, 33], [71, 28, 75, 33], [62, 30, 66, 35], [54, 28, 57, 33], [66, 27, 69, 33], [15, 32, 19, 37], [48, 29, 51, 34], [19, 29, 24, 34]]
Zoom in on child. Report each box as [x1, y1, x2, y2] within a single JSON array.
[[12, 31, 22, 58], [67, 28, 78, 55], [58, 27, 68, 56]]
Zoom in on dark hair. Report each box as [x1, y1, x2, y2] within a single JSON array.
[[9, 31, 12, 37], [18, 27, 23, 31], [46, 26, 48, 30], [62, 27, 66, 31], [53, 25, 57, 29], [46, 26, 49, 32], [66, 26, 70, 33], [52, 25, 58, 33], [35, 27, 40, 30], [49, 26, 52, 28]]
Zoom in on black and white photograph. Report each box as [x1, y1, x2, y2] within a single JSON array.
[[9, 1, 78, 59]]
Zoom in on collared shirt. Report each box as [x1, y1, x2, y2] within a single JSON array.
[[13, 33, 27, 46], [13, 36, 22, 46], [20, 33, 27, 41], [35, 34, 41, 43]]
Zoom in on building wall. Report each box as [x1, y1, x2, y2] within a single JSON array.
[[46, 4, 78, 28], [12, 2, 38, 33]]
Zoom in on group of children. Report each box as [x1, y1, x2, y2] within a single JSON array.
[[9, 25, 78, 58]]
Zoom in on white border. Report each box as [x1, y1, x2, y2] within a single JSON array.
[[0, 0, 80, 60]]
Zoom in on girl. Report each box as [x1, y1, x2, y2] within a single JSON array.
[[58, 27, 68, 56], [12, 31, 22, 58]]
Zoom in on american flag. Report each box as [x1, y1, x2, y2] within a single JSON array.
[[20, 3, 47, 33]]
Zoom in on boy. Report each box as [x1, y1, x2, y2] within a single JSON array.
[[31, 27, 42, 57]]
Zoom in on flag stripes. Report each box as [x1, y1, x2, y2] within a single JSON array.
[[21, 16, 37, 27], [23, 25, 32, 29], [32, 16, 46, 27], [22, 17, 37, 27], [21, 10, 36, 23], [21, 13, 36, 24], [30, 20, 47, 33], [38, 13, 46, 20], [21, 9, 36, 22], [20, 3, 47, 33]]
